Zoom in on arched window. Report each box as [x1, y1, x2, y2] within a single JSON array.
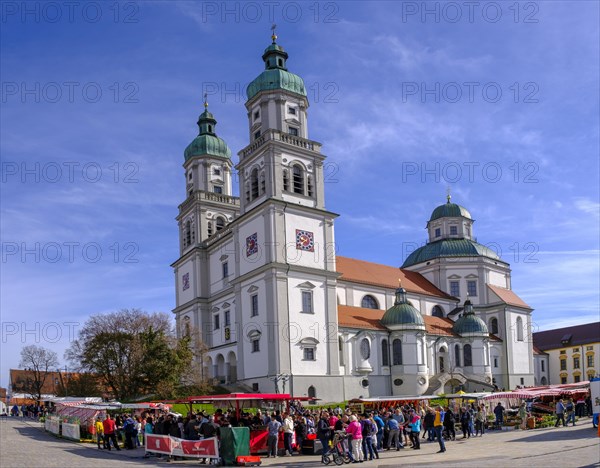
[[381, 339, 389, 367], [454, 344, 461, 367], [292, 165, 304, 195], [392, 339, 403, 365], [308, 385, 316, 399], [185, 220, 192, 246], [250, 168, 259, 199], [490, 317, 499, 335], [361, 295, 379, 309], [283, 169, 289, 191], [360, 338, 370, 360], [338, 337, 344, 366], [463, 344, 472, 367], [432, 305, 444, 318], [216, 217, 225, 232], [516, 317, 524, 341], [259, 171, 265, 195]]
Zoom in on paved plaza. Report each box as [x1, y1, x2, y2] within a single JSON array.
[[0, 417, 598, 467]]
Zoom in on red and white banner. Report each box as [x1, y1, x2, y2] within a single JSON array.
[[145, 434, 172, 454], [145, 434, 219, 459]]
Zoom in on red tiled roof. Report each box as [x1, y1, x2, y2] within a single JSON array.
[[337, 305, 459, 337], [423, 315, 458, 337], [487, 285, 531, 309], [336, 256, 456, 300], [337, 305, 386, 330], [533, 322, 600, 351]]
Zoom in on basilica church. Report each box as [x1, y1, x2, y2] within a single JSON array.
[[171, 33, 535, 402]]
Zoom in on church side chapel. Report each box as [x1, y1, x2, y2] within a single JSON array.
[[171, 30, 535, 402]]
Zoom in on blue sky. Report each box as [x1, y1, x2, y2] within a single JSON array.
[[1, 1, 598, 389]]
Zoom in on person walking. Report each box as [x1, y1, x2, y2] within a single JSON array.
[[554, 399, 566, 427], [294, 414, 307, 455], [95, 417, 106, 449], [103, 414, 121, 451], [433, 406, 446, 453], [476, 405, 486, 435], [565, 399, 576, 426], [386, 412, 401, 450], [347, 415, 363, 463], [444, 407, 456, 440], [408, 409, 421, 450], [493, 402, 505, 429], [373, 411, 385, 450], [518, 402, 527, 430], [460, 407, 471, 438], [283, 412, 295, 456], [266, 415, 282, 458], [317, 411, 332, 461]]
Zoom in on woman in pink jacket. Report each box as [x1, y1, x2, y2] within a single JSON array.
[[346, 415, 363, 463]]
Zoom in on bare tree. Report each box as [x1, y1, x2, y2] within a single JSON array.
[[178, 325, 213, 396], [17, 345, 59, 403]]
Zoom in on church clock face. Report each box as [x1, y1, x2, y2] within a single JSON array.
[[295, 229, 315, 252], [246, 233, 258, 256]]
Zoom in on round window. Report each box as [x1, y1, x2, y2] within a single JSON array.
[[393, 378, 403, 386], [360, 338, 371, 360], [361, 379, 369, 388]]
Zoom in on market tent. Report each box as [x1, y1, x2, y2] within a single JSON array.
[[444, 392, 491, 400]]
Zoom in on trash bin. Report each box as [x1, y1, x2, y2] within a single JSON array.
[[526, 417, 536, 429], [220, 426, 250, 466]]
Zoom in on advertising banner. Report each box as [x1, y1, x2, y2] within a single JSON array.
[[46, 417, 60, 435], [145, 434, 172, 455], [590, 378, 600, 414], [62, 423, 80, 441], [145, 434, 219, 459]]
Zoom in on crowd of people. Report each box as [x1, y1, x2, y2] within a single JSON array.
[[89, 394, 596, 462], [554, 397, 595, 428]]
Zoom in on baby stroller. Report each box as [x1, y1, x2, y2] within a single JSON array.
[[322, 430, 351, 465]]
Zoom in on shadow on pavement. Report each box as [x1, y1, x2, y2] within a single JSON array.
[[507, 426, 598, 443]]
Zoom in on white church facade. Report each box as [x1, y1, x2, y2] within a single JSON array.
[[172, 34, 535, 402]]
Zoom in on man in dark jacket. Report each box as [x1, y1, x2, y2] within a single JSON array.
[[443, 407, 456, 440], [185, 414, 200, 440]]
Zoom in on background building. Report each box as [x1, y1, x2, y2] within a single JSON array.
[[533, 322, 600, 384]]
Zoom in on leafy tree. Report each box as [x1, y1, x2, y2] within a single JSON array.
[[16, 345, 59, 403], [57, 372, 102, 397], [66, 309, 195, 401]]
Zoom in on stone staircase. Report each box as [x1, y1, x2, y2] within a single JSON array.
[[425, 371, 495, 395]]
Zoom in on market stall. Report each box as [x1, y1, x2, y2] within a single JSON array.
[[184, 393, 310, 455], [347, 395, 439, 413]]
